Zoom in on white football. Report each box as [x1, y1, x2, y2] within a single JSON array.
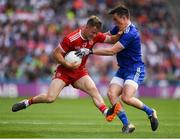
[[64, 51, 82, 65]]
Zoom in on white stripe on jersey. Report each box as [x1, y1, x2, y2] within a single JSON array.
[[70, 34, 80, 42], [69, 32, 80, 42], [69, 32, 79, 40]]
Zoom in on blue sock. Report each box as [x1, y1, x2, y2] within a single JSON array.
[[117, 111, 129, 126], [142, 104, 153, 116]]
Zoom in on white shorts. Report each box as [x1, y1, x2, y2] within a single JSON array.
[[110, 77, 138, 90]]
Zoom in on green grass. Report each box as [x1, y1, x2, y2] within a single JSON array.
[[0, 97, 180, 138]]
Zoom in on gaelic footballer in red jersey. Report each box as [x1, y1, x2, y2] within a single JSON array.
[[12, 15, 122, 122], [54, 29, 107, 85]]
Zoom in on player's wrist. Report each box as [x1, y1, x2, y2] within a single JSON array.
[[89, 49, 93, 54], [118, 31, 124, 35]]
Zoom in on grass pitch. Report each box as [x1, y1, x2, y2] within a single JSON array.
[[0, 97, 180, 138]]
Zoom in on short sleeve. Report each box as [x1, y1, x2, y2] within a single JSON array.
[[59, 37, 71, 53], [94, 32, 106, 43], [110, 26, 119, 35], [119, 33, 134, 48]]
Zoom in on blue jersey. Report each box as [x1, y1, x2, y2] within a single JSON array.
[[110, 24, 144, 71]]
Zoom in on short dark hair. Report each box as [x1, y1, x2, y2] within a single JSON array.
[[86, 15, 102, 29], [109, 5, 130, 18]]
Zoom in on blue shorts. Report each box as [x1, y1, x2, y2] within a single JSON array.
[[110, 66, 145, 89]]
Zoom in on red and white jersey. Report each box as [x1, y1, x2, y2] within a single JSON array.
[[58, 28, 106, 72]]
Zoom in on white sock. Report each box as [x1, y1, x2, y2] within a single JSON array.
[[24, 99, 29, 107], [103, 109, 108, 116]]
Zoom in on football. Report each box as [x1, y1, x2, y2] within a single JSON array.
[[64, 51, 82, 65]]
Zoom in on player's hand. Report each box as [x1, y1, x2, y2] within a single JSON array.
[[75, 48, 93, 58], [65, 62, 80, 70], [118, 30, 124, 35], [118, 26, 126, 35]]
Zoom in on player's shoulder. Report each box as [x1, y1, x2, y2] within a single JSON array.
[[110, 25, 119, 35], [124, 24, 136, 33], [124, 24, 139, 38]]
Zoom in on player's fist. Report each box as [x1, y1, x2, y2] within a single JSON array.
[[118, 30, 124, 35], [75, 48, 93, 58]]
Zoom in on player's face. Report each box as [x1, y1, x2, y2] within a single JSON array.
[[112, 13, 127, 30], [86, 26, 99, 40]]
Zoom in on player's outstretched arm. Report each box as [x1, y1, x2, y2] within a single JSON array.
[[103, 31, 124, 44], [93, 41, 124, 56]]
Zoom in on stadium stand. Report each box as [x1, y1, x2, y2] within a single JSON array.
[[0, 0, 179, 86]]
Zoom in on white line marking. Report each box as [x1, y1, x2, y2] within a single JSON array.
[[0, 121, 180, 127]]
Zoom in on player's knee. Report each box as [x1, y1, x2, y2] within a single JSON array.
[[107, 90, 117, 103], [46, 96, 56, 103], [121, 95, 130, 104]]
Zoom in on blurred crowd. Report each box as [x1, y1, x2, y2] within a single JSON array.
[[0, 0, 180, 86]]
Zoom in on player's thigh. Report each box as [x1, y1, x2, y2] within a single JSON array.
[[122, 67, 145, 98], [73, 75, 98, 95], [47, 78, 66, 98], [121, 82, 137, 99], [109, 76, 124, 96]]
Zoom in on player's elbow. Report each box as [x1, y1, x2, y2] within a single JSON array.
[[52, 48, 57, 58], [52, 47, 58, 56], [52, 47, 61, 60]]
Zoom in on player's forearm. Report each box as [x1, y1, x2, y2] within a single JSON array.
[[93, 48, 115, 56], [53, 47, 67, 66], [104, 31, 123, 44], [109, 34, 121, 44], [93, 42, 123, 56]]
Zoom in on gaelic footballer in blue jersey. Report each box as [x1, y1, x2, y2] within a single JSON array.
[[76, 5, 159, 133]]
